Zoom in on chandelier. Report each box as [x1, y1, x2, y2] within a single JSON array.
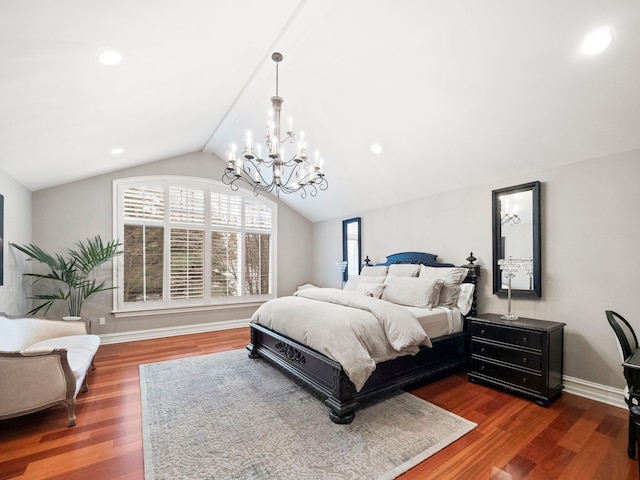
[[500, 201, 521, 225], [222, 52, 328, 198], [501, 211, 521, 225]]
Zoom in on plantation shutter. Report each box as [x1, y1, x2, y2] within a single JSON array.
[[245, 201, 272, 295], [210, 192, 242, 296], [123, 186, 165, 221], [211, 192, 242, 227], [169, 186, 205, 299], [245, 202, 272, 230], [116, 177, 276, 310], [122, 186, 166, 302]]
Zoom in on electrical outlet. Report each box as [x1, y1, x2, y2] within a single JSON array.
[[99, 317, 106, 326]]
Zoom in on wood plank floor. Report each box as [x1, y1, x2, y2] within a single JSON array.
[[0, 327, 636, 479]]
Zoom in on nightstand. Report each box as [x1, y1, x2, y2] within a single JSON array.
[[468, 313, 565, 406]]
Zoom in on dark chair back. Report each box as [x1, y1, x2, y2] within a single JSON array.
[[607, 310, 638, 362]]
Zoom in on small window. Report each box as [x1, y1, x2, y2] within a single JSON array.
[[342, 217, 361, 282]]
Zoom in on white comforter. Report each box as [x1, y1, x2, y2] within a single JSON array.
[[250, 288, 432, 391]]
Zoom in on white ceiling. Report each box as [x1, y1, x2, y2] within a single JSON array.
[[1, 0, 638, 223]]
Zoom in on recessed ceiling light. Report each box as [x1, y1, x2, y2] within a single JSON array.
[[370, 144, 382, 154], [581, 27, 614, 55], [111, 148, 124, 155], [98, 51, 122, 65]]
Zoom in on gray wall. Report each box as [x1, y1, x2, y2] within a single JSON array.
[[9, 148, 640, 390], [311, 149, 640, 390], [30, 152, 312, 334], [0, 168, 32, 314]]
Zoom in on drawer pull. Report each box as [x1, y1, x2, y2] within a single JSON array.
[[523, 337, 528, 343], [480, 347, 486, 353], [522, 357, 528, 363], [522, 378, 527, 384], [480, 329, 486, 335], [480, 365, 486, 371]]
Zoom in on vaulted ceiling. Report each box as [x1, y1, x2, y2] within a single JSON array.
[[1, 1, 638, 222]]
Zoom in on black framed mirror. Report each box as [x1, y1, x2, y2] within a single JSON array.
[[342, 217, 361, 283], [492, 181, 541, 297]]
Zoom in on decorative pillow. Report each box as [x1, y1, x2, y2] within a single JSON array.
[[419, 266, 467, 284], [343, 275, 386, 291], [381, 276, 444, 309], [355, 282, 385, 298], [360, 265, 389, 276], [343, 276, 360, 291], [359, 275, 387, 284], [388, 263, 420, 277], [436, 283, 461, 308], [419, 266, 468, 307], [296, 283, 318, 291], [456, 283, 475, 315]]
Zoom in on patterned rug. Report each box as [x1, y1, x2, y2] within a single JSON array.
[[140, 349, 475, 480]]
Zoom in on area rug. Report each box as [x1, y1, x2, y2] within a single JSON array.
[[140, 349, 475, 480]]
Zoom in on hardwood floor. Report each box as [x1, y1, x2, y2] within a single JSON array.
[[0, 327, 636, 479]]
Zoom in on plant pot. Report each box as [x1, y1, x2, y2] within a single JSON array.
[[62, 316, 82, 322]]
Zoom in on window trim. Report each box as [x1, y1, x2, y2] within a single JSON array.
[[112, 175, 277, 315]]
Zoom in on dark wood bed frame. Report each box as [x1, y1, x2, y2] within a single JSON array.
[[248, 251, 480, 424]]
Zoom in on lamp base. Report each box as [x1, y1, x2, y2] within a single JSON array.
[[501, 313, 518, 321]]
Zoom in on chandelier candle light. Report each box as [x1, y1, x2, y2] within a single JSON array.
[[498, 257, 533, 320], [222, 52, 329, 198]]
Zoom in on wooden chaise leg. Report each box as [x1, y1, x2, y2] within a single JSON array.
[[65, 398, 77, 427]]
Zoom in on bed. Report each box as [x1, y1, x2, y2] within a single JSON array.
[[248, 251, 480, 424]]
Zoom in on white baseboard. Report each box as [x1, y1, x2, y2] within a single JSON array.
[[563, 375, 626, 410], [98, 325, 629, 411], [98, 318, 251, 345]]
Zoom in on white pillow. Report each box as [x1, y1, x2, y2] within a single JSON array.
[[359, 275, 387, 284], [343, 275, 386, 291], [360, 265, 388, 276], [419, 266, 468, 307], [343, 276, 360, 291], [419, 266, 467, 284], [381, 276, 444, 309], [388, 264, 420, 277], [355, 282, 385, 298], [456, 283, 475, 315]]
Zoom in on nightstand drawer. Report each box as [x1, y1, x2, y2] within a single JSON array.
[[471, 358, 543, 393], [471, 322, 543, 350], [472, 341, 542, 371]]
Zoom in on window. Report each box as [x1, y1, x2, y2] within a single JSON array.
[[342, 217, 361, 282], [114, 177, 276, 313]]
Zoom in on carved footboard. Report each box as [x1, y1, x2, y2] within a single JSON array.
[[248, 321, 469, 424]]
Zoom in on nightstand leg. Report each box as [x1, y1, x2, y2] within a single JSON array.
[[629, 406, 640, 464]]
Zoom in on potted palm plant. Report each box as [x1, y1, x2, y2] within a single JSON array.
[[11, 235, 123, 318]]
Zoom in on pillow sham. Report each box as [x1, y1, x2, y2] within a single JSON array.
[[456, 283, 475, 315], [343, 276, 359, 291], [388, 263, 420, 277], [354, 282, 385, 298], [381, 276, 444, 309], [419, 266, 468, 307], [343, 275, 387, 291], [360, 265, 388, 276], [437, 284, 461, 308], [418, 266, 467, 284]]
